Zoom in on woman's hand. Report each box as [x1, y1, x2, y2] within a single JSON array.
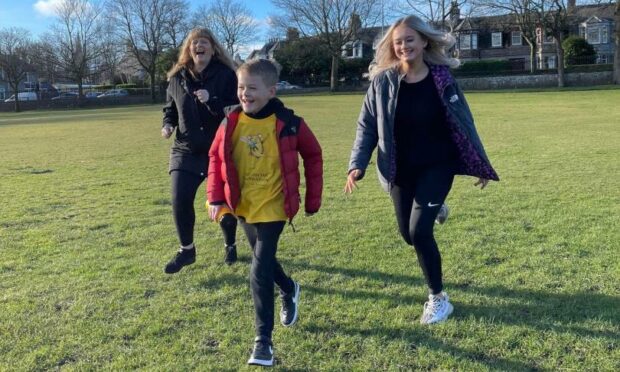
[[474, 178, 489, 189], [344, 169, 362, 194], [194, 89, 210, 103], [161, 124, 174, 139], [208, 204, 222, 221]]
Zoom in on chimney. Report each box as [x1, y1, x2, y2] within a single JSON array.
[[449, 1, 461, 24], [568, 0, 576, 11]]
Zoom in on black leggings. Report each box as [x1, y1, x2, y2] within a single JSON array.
[[390, 164, 454, 295], [170, 170, 237, 247], [240, 220, 294, 339]]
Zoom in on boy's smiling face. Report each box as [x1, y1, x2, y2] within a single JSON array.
[[237, 71, 276, 114]]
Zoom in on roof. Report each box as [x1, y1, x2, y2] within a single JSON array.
[[570, 4, 616, 22], [454, 3, 616, 32]]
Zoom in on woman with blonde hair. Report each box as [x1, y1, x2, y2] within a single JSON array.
[[345, 15, 499, 324], [161, 28, 239, 273]]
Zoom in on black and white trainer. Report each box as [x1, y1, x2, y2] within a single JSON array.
[[280, 280, 300, 327], [164, 247, 196, 274], [247, 336, 274, 366], [224, 244, 237, 265]]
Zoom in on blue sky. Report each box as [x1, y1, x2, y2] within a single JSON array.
[[0, 0, 277, 51]]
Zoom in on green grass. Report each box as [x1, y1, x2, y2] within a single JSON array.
[[1, 90, 619, 371]]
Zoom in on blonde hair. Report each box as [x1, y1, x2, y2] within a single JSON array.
[[167, 28, 236, 81], [371, 15, 459, 78], [237, 59, 279, 87]]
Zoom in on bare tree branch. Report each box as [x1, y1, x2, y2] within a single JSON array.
[[0, 27, 33, 112], [193, 0, 259, 57], [271, 0, 382, 91], [46, 0, 106, 98], [108, 0, 186, 102]]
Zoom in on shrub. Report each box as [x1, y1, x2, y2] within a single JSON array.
[[562, 36, 596, 66], [116, 83, 138, 89]]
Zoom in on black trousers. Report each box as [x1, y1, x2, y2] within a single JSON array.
[[391, 164, 454, 295], [240, 220, 294, 339], [170, 170, 237, 247]]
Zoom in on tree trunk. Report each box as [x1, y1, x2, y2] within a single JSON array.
[[614, 1, 620, 84], [330, 55, 339, 92], [11, 86, 20, 113], [528, 43, 537, 73], [555, 35, 565, 88], [150, 70, 157, 103]]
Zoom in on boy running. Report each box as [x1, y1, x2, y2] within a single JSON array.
[[207, 59, 323, 366]]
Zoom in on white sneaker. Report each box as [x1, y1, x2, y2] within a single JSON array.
[[420, 291, 454, 324]]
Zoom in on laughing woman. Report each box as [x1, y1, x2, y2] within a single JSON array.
[[161, 28, 240, 273], [345, 16, 499, 324]]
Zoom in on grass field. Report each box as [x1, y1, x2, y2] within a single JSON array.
[[1, 89, 619, 371]]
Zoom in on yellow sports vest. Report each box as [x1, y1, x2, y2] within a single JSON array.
[[232, 113, 287, 223]]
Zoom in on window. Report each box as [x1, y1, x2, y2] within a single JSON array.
[[492, 32, 502, 47], [547, 55, 556, 69], [601, 27, 608, 44], [587, 27, 601, 44], [544, 34, 554, 44], [511, 31, 522, 46], [459, 33, 478, 50], [598, 54, 608, 64], [342, 41, 363, 58]]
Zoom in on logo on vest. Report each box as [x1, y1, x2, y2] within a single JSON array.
[[240, 134, 265, 158]]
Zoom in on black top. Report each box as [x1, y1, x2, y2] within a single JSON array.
[[394, 72, 457, 174], [162, 59, 238, 176]]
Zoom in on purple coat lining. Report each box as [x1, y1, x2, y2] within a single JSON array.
[[429, 65, 499, 181]]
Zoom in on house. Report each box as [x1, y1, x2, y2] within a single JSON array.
[[338, 1, 615, 72], [536, 3, 617, 67], [0, 69, 42, 100], [452, 1, 616, 70], [247, 39, 280, 61]]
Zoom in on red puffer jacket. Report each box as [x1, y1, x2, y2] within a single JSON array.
[[207, 100, 323, 220]]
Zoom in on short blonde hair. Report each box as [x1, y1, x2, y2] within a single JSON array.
[[167, 28, 236, 80], [237, 59, 279, 87], [371, 15, 459, 78]]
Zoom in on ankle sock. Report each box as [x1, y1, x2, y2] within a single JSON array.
[[181, 243, 195, 251]]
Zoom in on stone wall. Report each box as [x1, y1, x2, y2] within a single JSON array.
[[457, 71, 614, 90]]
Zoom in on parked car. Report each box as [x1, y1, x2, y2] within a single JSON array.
[[276, 81, 301, 91], [4, 92, 38, 102], [51, 92, 79, 100], [85, 91, 102, 99], [97, 89, 129, 98]]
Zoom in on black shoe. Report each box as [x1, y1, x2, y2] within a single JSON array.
[[247, 336, 274, 366], [280, 280, 300, 327], [164, 248, 196, 274], [224, 244, 237, 265]]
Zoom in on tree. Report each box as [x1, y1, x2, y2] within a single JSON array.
[[562, 36, 596, 65], [271, 0, 382, 91], [474, 0, 540, 72], [535, 0, 569, 87], [614, 0, 619, 84], [274, 37, 331, 84], [99, 24, 124, 85], [194, 0, 259, 56], [0, 27, 33, 112], [163, 2, 192, 49], [399, 0, 473, 30], [45, 0, 105, 99], [107, 0, 187, 102]]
